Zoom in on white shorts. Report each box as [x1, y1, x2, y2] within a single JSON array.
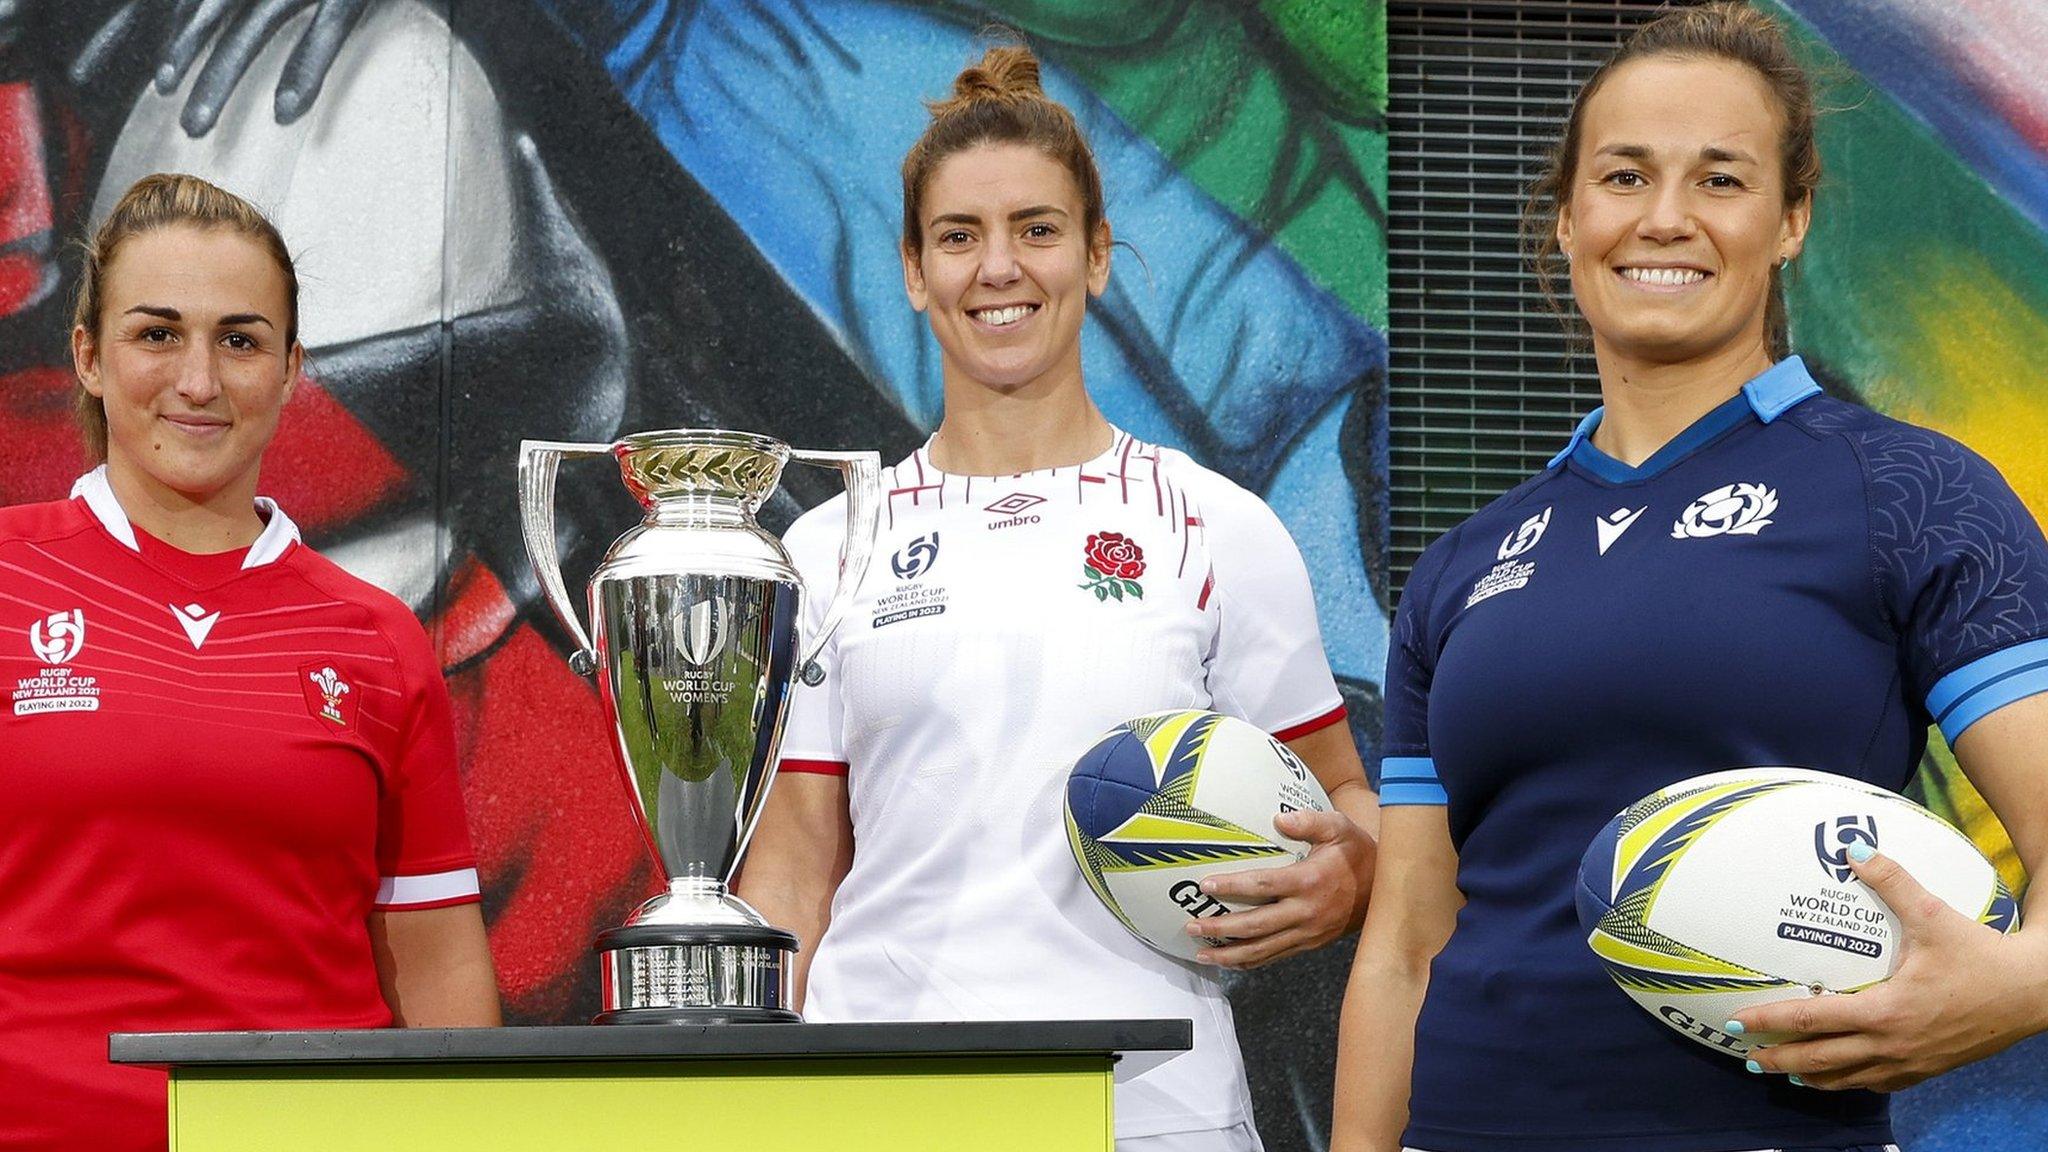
[[1123, 1120, 1263, 1152]]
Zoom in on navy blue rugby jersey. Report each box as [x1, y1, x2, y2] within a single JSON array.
[[1381, 357, 2048, 1152]]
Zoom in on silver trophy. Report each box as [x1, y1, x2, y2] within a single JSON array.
[[519, 430, 879, 1024]]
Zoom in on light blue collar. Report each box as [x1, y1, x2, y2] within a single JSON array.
[[1547, 355, 1822, 473]]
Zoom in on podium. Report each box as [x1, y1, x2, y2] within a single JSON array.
[[111, 1019, 1192, 1151]]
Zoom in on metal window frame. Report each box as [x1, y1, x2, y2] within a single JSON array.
[[1386, 2, 1669, 597]]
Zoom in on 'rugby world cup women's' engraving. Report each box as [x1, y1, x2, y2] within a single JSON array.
[[519, 430, 879, 1023]]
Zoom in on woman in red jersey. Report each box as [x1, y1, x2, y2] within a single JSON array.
[[0, 173, 499, 1151]]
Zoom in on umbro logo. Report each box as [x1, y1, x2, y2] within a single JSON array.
[[984, 493, 1045, 516], [170, 602, 222, 649], [1596, 506, 1647, 555], [984, 492, 1045, 531]]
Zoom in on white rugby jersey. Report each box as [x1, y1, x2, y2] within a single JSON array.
[[779, 429, 1344, 1138]]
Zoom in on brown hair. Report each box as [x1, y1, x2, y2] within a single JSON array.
[[901, 42, 1106, 253], [71, 173, 299, 462], [1523, 1, 1821, 359]]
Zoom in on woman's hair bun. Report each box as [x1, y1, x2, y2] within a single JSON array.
[[901, 38, 1105, 251], [936, 45, 1045, 114]]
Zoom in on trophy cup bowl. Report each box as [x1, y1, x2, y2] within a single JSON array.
[[519, 430, 880, 1023]]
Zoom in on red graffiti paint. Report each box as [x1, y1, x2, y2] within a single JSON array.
[[0, 367, 87, 505], [445, 621, 654, 1021], [261, 374, 415, 534], [0, 82, 55, 318]]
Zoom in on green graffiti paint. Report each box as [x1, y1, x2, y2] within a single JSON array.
[[978, 0, 1388, 324]]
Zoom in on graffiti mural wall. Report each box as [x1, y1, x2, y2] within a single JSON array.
[[1770, 2, 2048, 1147], [6, 0, 2040, 1146], [0, 1, 1385, 1146]]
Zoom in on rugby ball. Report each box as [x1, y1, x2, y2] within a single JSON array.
[[1577, 767, 2019, 1060], [1065, 709, 1331, 962]]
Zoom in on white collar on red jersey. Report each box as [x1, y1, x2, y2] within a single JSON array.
[[68, 466, 301, 570]]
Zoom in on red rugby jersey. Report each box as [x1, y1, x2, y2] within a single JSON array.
[[0, 469, 479, 1150]]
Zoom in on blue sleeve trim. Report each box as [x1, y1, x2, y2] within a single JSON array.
[[1928, 636, 2048, 743], [1380, 756, 1448, 807]]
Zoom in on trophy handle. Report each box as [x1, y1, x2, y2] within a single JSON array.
[[518, 438, 617, 676], [786, 449, 883, 683]]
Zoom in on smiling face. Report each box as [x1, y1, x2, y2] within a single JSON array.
[[903, 142, 1110, 396], [72, 224, 302, 516], [1558, 55, 1811, 370]]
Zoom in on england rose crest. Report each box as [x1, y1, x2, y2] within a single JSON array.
[[1080, 532, 1146, 602]]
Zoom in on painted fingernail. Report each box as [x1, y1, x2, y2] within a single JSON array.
[[1745, 1060, 1763, 1074], [1848, 842, 1875, 863], [1789, 1075, 1807, 1087], [1724, 1020, 1746, 1035]]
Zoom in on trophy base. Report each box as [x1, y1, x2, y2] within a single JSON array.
[[593, 1005, 803, 1026], [593, 886, 801, 1024]]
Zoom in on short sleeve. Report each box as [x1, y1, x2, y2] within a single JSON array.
[[1379, 531, 1451, 807], [778, 498, 850, 775], [374, 617, 482, 910], [1196, 475, 1347, 742], [1863, 426, 2048, 744]]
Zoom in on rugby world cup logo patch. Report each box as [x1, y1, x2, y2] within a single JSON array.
[[1497, 507, 1551, 560], [14, 609, 100, 716], [1814, 814, 1879, 883], [891, 533, 940, 580], [1673, 482, 1778, 539], [1467, 507, 1551, 608], [29, 609, 85, 665]]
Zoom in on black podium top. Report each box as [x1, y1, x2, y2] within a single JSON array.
[[111, 1019, 1192, 1072]]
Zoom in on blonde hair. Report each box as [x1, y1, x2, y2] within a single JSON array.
[[901, 42, 1106, 252], [72, 173, 299, 461]]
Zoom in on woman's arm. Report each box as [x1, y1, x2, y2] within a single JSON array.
[[1330, 804, 1463, 1152], [734, 772, 856, 1011], [1740, 692, 2048, 1089], [369, 903, 501, 1026], [1192, 721, 1379, 967]]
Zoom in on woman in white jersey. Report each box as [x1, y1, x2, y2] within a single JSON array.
[[739, 44, 1380, 1152]]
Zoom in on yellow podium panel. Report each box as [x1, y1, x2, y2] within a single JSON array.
[[117, 1021, 1191, 1152], [169, 1057, 1108, 1151]]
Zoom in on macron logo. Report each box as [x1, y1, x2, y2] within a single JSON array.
[[1596, 506, 1648, 555], [170, 602, 222, 649]]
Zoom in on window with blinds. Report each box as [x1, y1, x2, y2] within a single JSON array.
[[1386, 2, 1668, 597]]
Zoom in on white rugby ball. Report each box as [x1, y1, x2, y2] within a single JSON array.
[[1577, 767, 2019, 1060], [1065, 710, 1331, 962]]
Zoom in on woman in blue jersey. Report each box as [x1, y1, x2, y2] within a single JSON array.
[[1332, 5, 2048, 1152], [738, 43, 1379, 1152]]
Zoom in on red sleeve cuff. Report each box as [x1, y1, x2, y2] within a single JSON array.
[[779, 758, 850, 777], [1272, 703, 1348, 743]]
